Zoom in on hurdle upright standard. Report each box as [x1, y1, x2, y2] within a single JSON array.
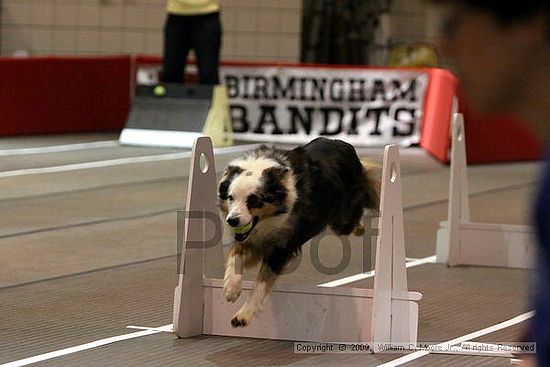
[[436, 113, 536, 269], [173, 137, 422, 351]]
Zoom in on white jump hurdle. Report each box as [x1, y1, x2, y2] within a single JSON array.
[[173, 137, 422, 351], [436, 113, 536, 268]]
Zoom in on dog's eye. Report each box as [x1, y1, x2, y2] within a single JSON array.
[[228, 195, 233, 201], [261, 194, 273, 203], [247, 194, 264, 209]]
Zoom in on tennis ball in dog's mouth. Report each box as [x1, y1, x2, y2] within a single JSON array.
[[153, 85, 166, 97], [234, 221, 253, 235]]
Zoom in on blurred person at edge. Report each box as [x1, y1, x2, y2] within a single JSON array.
[[431, 1, 550, 366], [162, 0, 221, 84]]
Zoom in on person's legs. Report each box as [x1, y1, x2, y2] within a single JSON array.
[[162, 14, 192, 83], [193, 12, 222, 85]]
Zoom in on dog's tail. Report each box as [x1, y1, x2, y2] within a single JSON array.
[[360, 157, 381, 171], [357, 158, 381, 212], [364, 175, 381, 212]]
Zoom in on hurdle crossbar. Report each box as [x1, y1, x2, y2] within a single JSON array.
[[436, 113, 536, 269], [173, 137, 421, 350]]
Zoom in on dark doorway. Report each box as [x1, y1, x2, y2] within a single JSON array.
[[301, 0, 391, 65]]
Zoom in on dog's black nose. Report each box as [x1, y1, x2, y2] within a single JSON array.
[[227, 217, 240, 227]]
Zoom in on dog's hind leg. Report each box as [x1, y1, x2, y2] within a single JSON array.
[[223, 246, 244, 303], [351, 177, 380, 236], [331, 204, 365, 236], [352, 221, 365, 236], [231, 262, 278, 327]]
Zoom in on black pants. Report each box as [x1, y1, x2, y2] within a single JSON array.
[[162, 12, 221, 84]]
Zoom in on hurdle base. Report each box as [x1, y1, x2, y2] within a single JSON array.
[[177, 278, 422, 346], [436, 221, 535, 269]]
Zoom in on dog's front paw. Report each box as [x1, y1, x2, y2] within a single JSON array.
[[231, 308, 253, 327], [223, 275, 242, 303]]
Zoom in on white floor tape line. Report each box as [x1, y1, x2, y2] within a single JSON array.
[[127, 325, 174, 333], [0, 140, 119, 156], [318, 255, 437, 287], [0, 324, 173, 367], [375, 311, 534, 367], [0, 275, 528, 367], [0, 144, 260, 178]]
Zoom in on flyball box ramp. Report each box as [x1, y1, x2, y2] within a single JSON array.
[[120, 84, 233, 148]]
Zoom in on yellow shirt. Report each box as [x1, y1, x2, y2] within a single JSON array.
[[166, 0, 219, 15]]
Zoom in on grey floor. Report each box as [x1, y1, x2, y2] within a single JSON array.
[[0, 132, 539, 366]]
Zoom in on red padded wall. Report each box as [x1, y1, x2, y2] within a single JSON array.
[[420, 68, 459, 163], [0, 55, 542, 164], [461, 99, 542, 164], [0, 56, 131, 136]]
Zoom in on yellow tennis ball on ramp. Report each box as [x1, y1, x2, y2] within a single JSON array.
[[153, 85, 166, 97]]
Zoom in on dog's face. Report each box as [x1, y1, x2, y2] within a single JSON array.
[[218, 159, 293, 242]]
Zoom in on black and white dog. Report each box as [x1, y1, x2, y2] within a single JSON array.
[[218, 137, 379, 327]]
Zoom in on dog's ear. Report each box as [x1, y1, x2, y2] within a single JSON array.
[[218, 180, 231, 200], [223, 165, 243, 178], [261, 166, 289, 204], [264, 166, 289, 180], [219, 165, 243, 200]]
